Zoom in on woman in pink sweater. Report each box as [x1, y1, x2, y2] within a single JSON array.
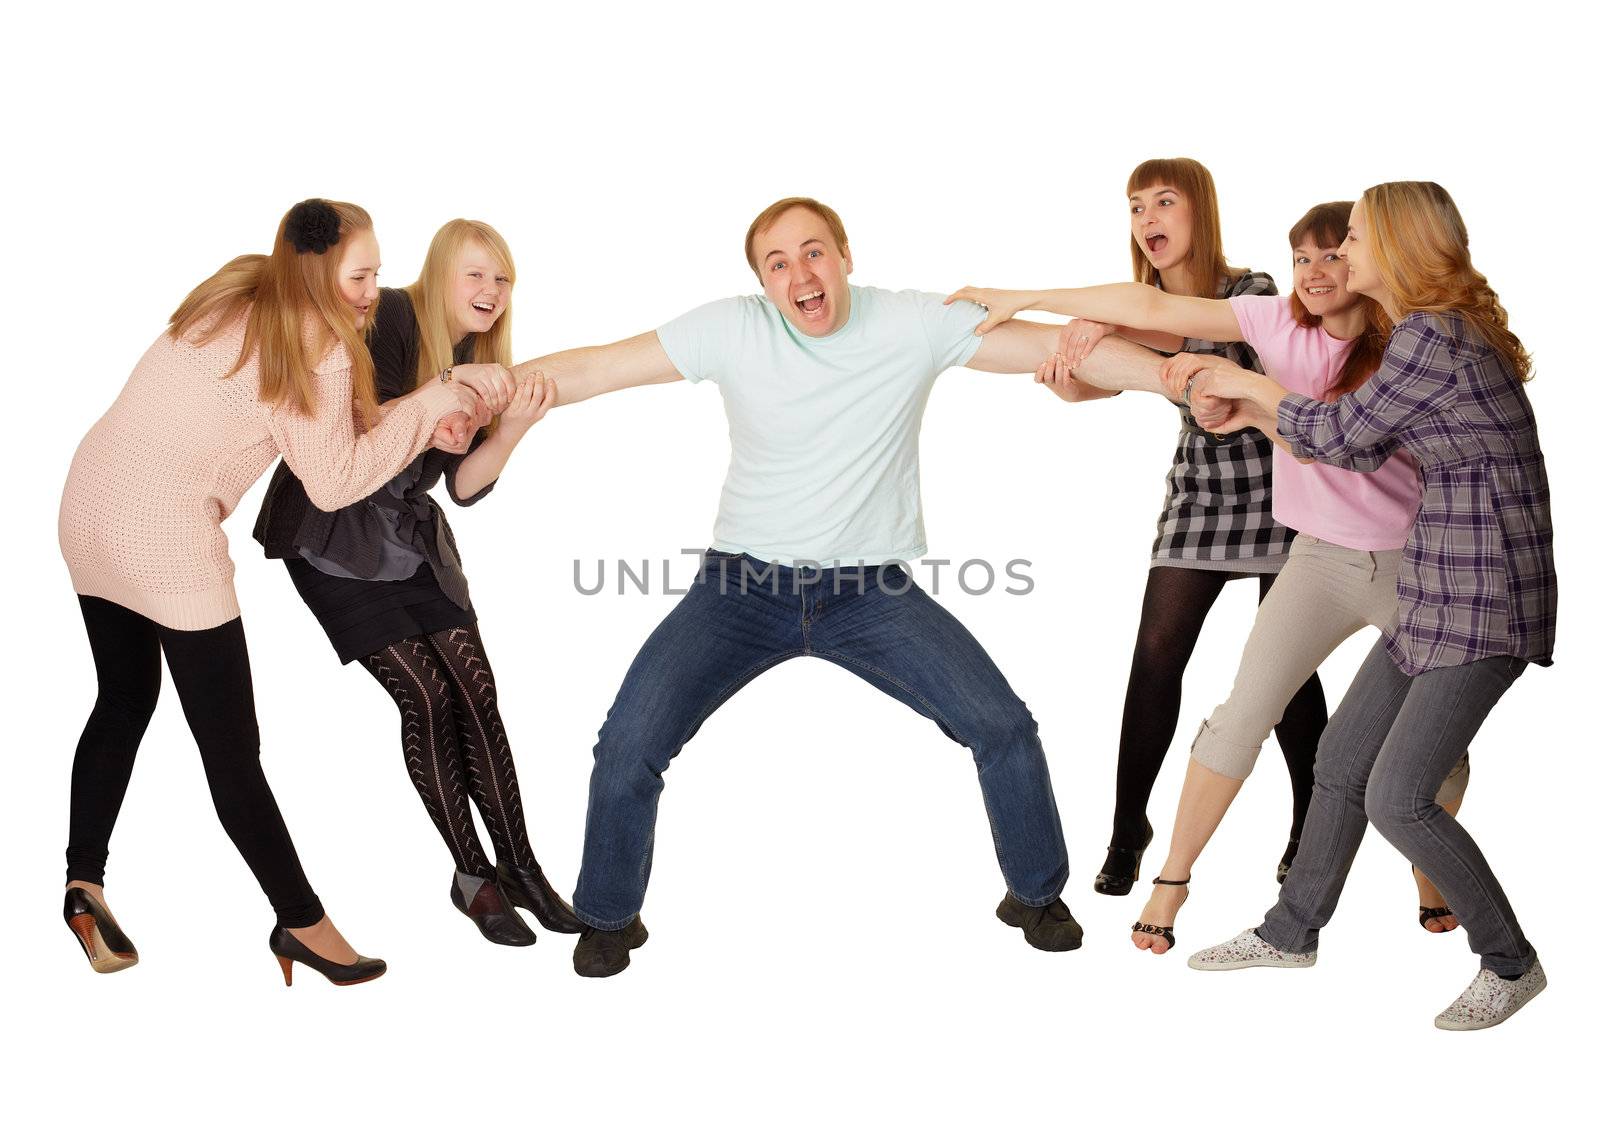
[[58, 199, 484, 986]]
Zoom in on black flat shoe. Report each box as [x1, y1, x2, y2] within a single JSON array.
[[996, 893, 1085, 952], [1094, 818, 1155, 897], [1276, 836, 1301, 884], [497, 860, 583, 934], [63, 887, 138, 974], [573, 918, 649, 978], [452, 872, 536, 947], [268, 927, 386, 987]]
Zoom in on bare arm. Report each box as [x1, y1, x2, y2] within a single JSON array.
[[512, 330, 682, 407], [946, 283, 1243, 343], [1068, 335, 1181, 396], [973, 323, 1179, 404], [964, 319, 1060, 374], [451, 372, 559, 501]]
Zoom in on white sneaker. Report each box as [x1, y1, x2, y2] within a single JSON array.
[[1187, 928, 1317, 971], [1433, 960, 1547, 1031]]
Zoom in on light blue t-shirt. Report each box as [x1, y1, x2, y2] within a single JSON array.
[[657, 285, 985, 566]]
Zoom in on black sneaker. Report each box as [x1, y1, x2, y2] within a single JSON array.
[[573, 917, 649, 978], [996, 893, 1084, 952]]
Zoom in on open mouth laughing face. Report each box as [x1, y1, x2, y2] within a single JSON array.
[[1129, 183, 1193, 272], [450, 238, 512, 340], [755, 206, 853, 336]]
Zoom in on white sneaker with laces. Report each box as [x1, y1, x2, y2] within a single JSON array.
[[1433, 959, 1547, 1031], [1187, 928, 1317, 971]]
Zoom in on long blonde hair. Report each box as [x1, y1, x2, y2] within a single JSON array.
[[169, 199, 378, 419], [405, 219, 516, 388], [1126, 157, 1243, 298], [1363, 181, 1532, 382]]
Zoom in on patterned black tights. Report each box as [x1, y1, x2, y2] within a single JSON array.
[[361, 625, 533, 877]]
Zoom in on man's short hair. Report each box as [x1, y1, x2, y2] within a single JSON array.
[[744, 197, 850, 277]]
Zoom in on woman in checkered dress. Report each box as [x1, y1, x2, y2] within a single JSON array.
[[962, 159, 1327, 894]]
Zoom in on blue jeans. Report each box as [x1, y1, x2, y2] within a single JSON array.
[[1259, 639, 1533, 976], [572, 552, 1070, 929]]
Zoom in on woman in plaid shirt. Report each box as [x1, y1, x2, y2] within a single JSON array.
[[1182, 182, 1555, 1031]]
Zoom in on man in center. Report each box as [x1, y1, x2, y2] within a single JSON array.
[[521, 196, 1156, 976]]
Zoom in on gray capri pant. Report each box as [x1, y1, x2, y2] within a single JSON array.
[[1192, 534, 1470, 802]]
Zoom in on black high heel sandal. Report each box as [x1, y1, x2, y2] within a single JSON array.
[[1094, 818, 1155, 897], [497, 859, 584, 934], [63, 887, 138, 974], [1130, 876, 1190, 954], [1276, 836, 1300, 884], [1413, 866, 1456, 932], [269, 927, 386, 987]]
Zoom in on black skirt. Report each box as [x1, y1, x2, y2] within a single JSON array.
[[284, 558, 476, 664]]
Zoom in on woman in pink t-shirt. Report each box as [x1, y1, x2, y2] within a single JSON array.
[[950, 202, 1470, 955]]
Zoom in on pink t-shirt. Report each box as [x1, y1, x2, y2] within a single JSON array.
[[1229, 294, 1420, 552]]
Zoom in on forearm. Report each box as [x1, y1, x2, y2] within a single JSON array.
[[511, 346, 602, 406], [1116, 327, 1185, 354], [452, 424, 526, 500], [514, 331, 680, 407], [273, 376, 459, 512], [1023, 284, 1165, 329], [1241, 375, 1292, 437], [978, 284, 1238, 344], [1072, 336, 1176, 396]]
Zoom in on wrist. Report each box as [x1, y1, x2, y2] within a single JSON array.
[[488, 419, 529, 444]]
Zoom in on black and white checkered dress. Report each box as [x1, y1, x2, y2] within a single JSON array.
[[1150, 270, 1294, 572]]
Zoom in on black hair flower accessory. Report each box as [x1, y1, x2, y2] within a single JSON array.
[[284, 199, 342, 255]]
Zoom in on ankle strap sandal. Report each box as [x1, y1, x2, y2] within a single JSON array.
[[1130, 876, 1190, 952]]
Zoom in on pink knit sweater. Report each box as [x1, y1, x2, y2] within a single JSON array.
[[60, 313, 460, 630]]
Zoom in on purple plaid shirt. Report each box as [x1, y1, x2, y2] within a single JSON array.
[[1277, 311, 1555, 676]]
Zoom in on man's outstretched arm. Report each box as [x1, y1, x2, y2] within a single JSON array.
[[513, 331, 682, 407], [966, 321, 1170, 396]]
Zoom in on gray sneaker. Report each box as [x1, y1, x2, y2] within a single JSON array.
[[1434, 960, 1547, 1031], [1187, 928, 1317, 971]]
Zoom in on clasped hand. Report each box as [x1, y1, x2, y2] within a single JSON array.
[[430, 367, 558, 454], [1159, 352, 1254, 434]]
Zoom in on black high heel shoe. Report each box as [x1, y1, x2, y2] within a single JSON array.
[[1413, 866, 1457, 933], [1276, 836, 1300, 884], [1094, 818, 1155, 897], [63, 887, 138, 974], [497, 860, 584, 934], [452, 872, 537, 946], [268, 926, 386, 987]]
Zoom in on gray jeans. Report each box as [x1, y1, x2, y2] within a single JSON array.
[[1258, 639, 1533, 976]]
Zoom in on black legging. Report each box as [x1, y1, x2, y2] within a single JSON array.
[[66, 596, 324, 928], [360, 624, 533, 878], [1109, 566, 1326, 845]]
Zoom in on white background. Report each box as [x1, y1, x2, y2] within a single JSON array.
[[4, 2, 1594, 1140]]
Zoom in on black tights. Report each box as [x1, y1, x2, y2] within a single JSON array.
[[1110, 566, 1325, 845], [360, 625, 533, 878], [66, 596, 324, 928]]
